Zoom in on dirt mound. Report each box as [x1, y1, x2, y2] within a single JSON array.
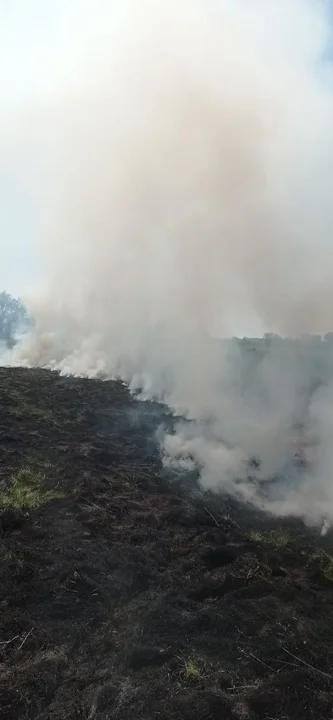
[[0, 367, 333, 719]]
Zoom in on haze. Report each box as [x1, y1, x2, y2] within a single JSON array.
[[2, 0, 333, 524]]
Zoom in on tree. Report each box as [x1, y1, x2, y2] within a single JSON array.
[[0, 291, 28, 344]]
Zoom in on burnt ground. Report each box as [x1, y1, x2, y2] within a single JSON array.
[[1, 368, 333, 720]]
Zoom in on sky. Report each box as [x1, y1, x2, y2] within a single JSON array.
[[0, 0, 135, 298], [0, 0, 93, 296], [0, 2, 61, 296], [0, 0, 333, 313]]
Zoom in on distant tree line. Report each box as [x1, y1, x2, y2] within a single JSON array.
[[237, 332, 333, 346], [0, 291, 33, 346]]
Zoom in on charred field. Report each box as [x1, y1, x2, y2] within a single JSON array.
[[1, 367, 333, 719]]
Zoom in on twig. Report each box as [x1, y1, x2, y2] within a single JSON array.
[[221, 512, 240, 529], [240, 648, 275, 672], [282, 647, 333, 680], [0, 634, 20, 646], [228, 683, 261, 692], [82, 499, 103, 512], [16, 628, 34, 653], [203, 506, 220, 528]]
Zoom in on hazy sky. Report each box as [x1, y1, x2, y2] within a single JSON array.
[[0, 0, 88, 296], [0, 0, 333, 308]]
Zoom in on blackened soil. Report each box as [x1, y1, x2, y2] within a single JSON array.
[[0, 367, 333, 720]]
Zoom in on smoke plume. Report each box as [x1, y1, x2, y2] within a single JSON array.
[[12, 0, 333, 523]]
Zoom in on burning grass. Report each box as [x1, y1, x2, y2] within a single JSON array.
[[0, 367, 333, 719]]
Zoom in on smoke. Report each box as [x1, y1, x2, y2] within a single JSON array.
[[11, 0, 333, 523]]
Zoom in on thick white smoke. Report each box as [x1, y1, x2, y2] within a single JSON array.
[[11, 0, 333, 522]]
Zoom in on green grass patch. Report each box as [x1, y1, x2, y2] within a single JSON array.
[[0, 468, 64, 512], [15, 401, 53, 420], [249, 528, 293, 548], [8, 389, 53, 420]]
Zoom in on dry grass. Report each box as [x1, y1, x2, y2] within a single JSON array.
[[183, 658, 203, 682], [307, 547, 333, 581], [0, 467, 63, 511], [249, 528, 293, 548]]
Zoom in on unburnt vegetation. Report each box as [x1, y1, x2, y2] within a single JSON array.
[[0, 367, 333, 719]]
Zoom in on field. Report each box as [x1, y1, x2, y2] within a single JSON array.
[[1, 367, 333, 719]]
